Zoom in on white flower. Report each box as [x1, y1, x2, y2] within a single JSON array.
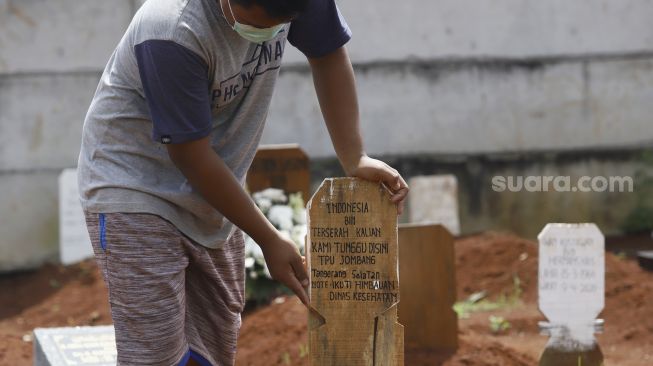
[[253, 188, 287, 204], [267, 205, 294, 231], [291, 225, 307, 254], [244, 236, 265, 262], [293, 208, 307, 225], [246, 189, 308, 281], [254, 197, 272, 214]]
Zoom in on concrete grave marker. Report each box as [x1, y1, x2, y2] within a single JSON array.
[[34, 326, 116, 366], [538, 223, 605, 325], [246, 144, 310, 200], [398, 224, 458, 351], [637, 250, 653, 272], [408, 175, 460, 236], [59, 169, 93, 265], [307, 178, 404, 365]]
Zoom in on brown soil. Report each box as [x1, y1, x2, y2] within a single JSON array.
[[0, 260, 112, 364], [1, 232, 651, 365], [235, 232, 653, 366]]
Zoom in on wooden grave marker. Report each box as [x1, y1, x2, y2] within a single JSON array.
[[307, 178, 404, 365], [246, 144, 310, 199], [398, 224, 458, 351]]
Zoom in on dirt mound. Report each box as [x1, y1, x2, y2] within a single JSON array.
[[454, 232, 653, 365], [1, 232, 651, 365], [235, 297, 538, 366], [439, 336, 537, 366], [0, 261, 111, 364], [602, 252, 653, 353], [236, 297, 308, 365], [454, 232, 539, 303], [236, 232, 653, 366]]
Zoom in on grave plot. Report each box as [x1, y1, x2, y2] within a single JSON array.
[[234, 230, 652, 366], [307, 178, 403, 366], [2, 230, 652, 365]]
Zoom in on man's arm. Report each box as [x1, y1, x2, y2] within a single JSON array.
[[166, 138, 309, 305], [308, 46, 409, 213], [134, 39, 309, 304]]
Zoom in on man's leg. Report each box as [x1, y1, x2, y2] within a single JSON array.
[[85, 212, 191, 365], [182, 230, 246, 366]]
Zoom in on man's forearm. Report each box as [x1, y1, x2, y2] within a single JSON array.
[[166, 137, 279, 246], [167, 137, 310, 304], [308, 46, 365, 175]]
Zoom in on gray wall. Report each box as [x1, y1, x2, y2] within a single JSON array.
[[309, 150, 653, 239], [2, 0, 652, 271], [264, 0, 653, 155], [266, 57, 653, 157], [0, 0, 136, 271]]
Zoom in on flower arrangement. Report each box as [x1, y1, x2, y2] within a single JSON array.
[[244, 188, 307, 305]]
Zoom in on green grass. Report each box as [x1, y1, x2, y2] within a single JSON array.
[[454, 275, 523, 319], [299, 343, 308, 358], [489, 315, 511, 334], [280, 352, 291, 365]]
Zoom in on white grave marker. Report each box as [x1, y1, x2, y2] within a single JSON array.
[[59, 169, 93, 265], [408, 175, 460, 235], [538, 223, 605, 325], [34, 326, 117, 366]]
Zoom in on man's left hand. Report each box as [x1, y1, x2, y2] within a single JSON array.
[[347, 155, 409, 215]]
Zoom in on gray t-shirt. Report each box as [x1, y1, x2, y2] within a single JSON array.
[[78, 0, 350, 248]]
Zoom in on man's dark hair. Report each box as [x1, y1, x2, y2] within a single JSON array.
[[234, 0, 310, 20]]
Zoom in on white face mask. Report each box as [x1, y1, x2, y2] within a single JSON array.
[[222, 0, 286, 44]]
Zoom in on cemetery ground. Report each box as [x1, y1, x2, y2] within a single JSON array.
[[1, 232, 651, 365]]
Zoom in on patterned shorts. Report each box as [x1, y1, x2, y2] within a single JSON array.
[[85, 212, 245, 366]]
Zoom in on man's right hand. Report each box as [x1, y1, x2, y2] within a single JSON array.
[[260, 235, 310, 305], [166, 137, 311, 305]]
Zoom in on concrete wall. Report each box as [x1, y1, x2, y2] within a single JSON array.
[[283, 0, 653, 64], [1, 0, 652, 271], [0, 0, 135, 73], [266, 0, 653, 155], [309, 150, 653, 238], [265, 57, 653, 157], [0, 0, 135, 271]]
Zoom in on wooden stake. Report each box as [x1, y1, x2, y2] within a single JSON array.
[[398, 224, 458, 352], [307, 178, 404, 366]]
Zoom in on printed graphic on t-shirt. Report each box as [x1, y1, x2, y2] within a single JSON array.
[[211, 35, 286, 111]]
